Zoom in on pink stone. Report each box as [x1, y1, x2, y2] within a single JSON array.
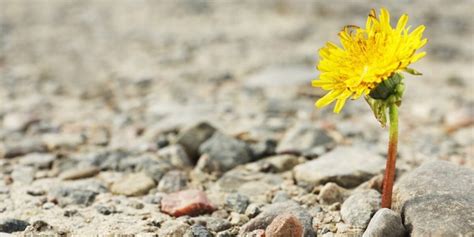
[[161, 189, 215, 217], [265, 214, 304, 237]]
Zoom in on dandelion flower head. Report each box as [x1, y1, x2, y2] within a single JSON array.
[[312, 8, 427, 113]]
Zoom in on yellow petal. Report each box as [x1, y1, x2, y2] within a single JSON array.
[[411, 52, 426, 62], [315, 90, 343, 108], [396, 14, 408, 31], [333, 90, 353, 113]]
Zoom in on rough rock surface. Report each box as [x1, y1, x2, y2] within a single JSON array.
[[363, 208, 406, 237], [240, 201, 315, 237], [293, 147, 385, 188], [393, 160, 474, 236], [340, 190, 381, 229]]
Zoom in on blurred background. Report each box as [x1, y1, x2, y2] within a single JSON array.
[[1, 0, 473, 164]]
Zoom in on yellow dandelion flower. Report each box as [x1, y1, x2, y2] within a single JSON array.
[[312, 8, 427, 113]]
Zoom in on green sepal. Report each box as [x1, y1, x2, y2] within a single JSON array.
[[365, 96, 388, 127], [366, 73, 405, 127], [404, 67, 422, 76]]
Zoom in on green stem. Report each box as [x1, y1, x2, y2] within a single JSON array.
[[381, 102, 399, 209]]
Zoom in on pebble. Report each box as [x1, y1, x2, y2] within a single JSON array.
[[158, 220, 190, 237], [229, 212, 249, 226], [245, 203, 262, 218], [157, 170, 188, 193], [186, 224, 212, 237], [340, 190, 381, 229], [393, 160, 474, 236], [293, 146, 385, 188], [363, 208, 406, 237], [253, 154, 300, 173], [158, 144, 193, 168], [11, 166, 35, 184], [110, 172, 155, 196], [2, 139, 47, 158], [225, 193, 250, 214], [53, 188, 98, 207], [318, 182, 348, 205], [42, 133, 84, 150], [19, 153, 55, 169], [240, 201, 315, 237], [176, 122, 216, 162], [161, 189, 215, 217], [95, 204, 116, 215], [2, 112, 37, 131], [265, 214, 304, 237], [276, 122, 334, 156], [0, 218, 30, 233], [271, 191, 291, 203], [191, 216, 231, 232], [198, 132, 252, 173], [60, 166, 100, 180]]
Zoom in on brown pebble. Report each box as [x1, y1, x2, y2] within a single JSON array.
[[265, 214, 304, 237]]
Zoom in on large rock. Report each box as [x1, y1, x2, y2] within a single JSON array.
[[393, 160, 474, 236], [276, 123, 334, 156], [340, 190, 381, 229], [363, 208, 406, 237], [293, 147, 385, 188], [240, 201, 315, 237], [198, 132, 252, 173], [176, 122, 216, 162]]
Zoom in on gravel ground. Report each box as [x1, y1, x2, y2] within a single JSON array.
[[0, 1, 473, 236]]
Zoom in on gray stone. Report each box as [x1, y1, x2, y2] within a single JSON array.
[[225, 193, 250, 214], [157, 170, 188, 193], [53, 188, 98, 207], [191, 216, 231, 232], [0, 218, 30, 233], [240, 201, 315, 237], [52, 180, 107, 207], [158, 220, 190, 237], [111, 172, 155, 196], [318, 182, 349, 205], [276, 123, 334, 155], [198, 132, 252, 173], [177, 122, 216, 162], [393, 160, 474, 236], [213, 170, 284, 202], [272, 191, 291, 203], [19, 153, 55, 169], [340, 190, 381, 229], [1, 139, 47, 158], [95, 204, 116, 215], [249, 139, 277, 160], [363, 208, 406, 237], [2, 112, 38, 132], [186, 224, 212, 237], [251, 154, 300, 173], [293, 147, 385, 188], [11, 166, 35, 184], [42, 133, 84, 150], [158, 144, 193, 168], [60, 166, 100, 180], [245, 203, 262, 218]]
